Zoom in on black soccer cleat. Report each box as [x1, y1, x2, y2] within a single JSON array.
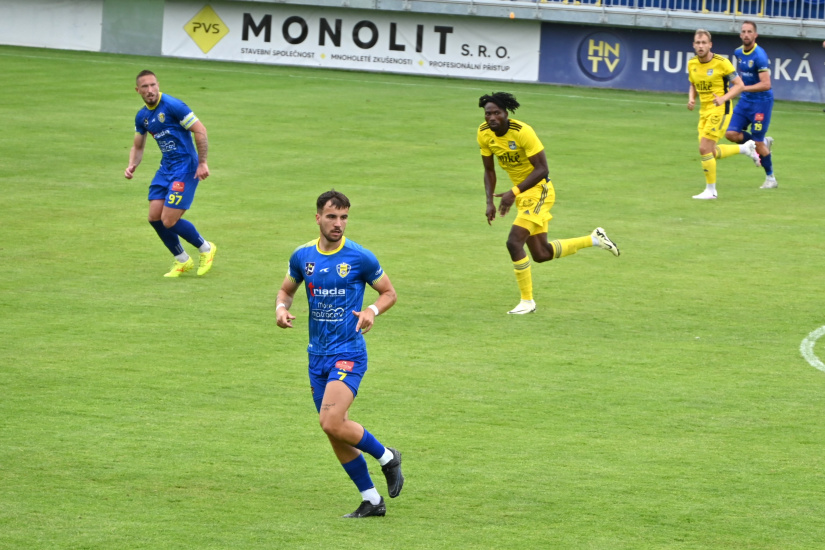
[[381, 447, 404, 498], [342, 497, 386, 518]]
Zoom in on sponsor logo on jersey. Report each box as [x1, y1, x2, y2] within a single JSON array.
[[304, 262, 315, 276], [337, 262, 351, 278], [308, 282, 345, 296], [319, 267, 330, 273], [335, 360, 354, 372], [508, 141, 517, 150], [172, 181, 185, 192], [159, 112, 166, 123]]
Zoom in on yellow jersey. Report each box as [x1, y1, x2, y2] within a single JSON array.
[[688, 54, 738, 112], [477, 118, 544, 185]]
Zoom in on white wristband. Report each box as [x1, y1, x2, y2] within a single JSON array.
[[368, 304, 380, 316], [276, 303, 286, 310]]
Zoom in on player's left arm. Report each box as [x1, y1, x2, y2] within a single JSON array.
[[494, 150, 549, 217], [713, 74, 745, 106], [189, 120, 209, 180], [353, 274, 397, 335], [744, 69, 771, 93]]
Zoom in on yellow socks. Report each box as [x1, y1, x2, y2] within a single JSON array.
[[715, 144, 740, 159], [701, 153, 716, 185], [513, 257, 532, 301], [550, 235, 593, 259]]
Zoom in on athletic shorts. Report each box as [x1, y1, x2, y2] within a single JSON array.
[[727, 97, 773, 142], [512, 179, 556, 236], [696, 105, 731, 142], [148, 169, 199, 210], [308, 351, 368, 413]]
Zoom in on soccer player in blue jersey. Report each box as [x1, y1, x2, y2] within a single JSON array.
[[125, 70, 217, 277], [725, 21, 777, 189], [275, 190, 403, 518]]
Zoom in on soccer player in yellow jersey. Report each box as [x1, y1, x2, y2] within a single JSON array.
[[477, 92, 620, 315], [687, 29, 762, 200]]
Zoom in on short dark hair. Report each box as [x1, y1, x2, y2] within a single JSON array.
[[479, 92, 520, 114], [742, 20, 757, 32], [136, 70, 156, 83], [316, 189, 350, 213]]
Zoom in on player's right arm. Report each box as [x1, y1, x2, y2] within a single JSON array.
[[687, 83, 697, 111], [276, 276, 301, 329], [125, 132, 147, 179], [482, 154, 498, 225]]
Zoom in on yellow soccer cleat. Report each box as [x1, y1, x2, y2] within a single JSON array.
[[197, 242, 217, 276], [164, 257, 194, 278]]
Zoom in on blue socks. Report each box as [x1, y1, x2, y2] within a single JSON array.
[[354, 429, 386, 460], [761, 153, 773, 176], [341, 454, 374, 492], [169, 218, 205, 249], [149, 220, 184, 256]]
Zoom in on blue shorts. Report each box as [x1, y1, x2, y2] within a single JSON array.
[[308, 351, 368, 413], [148, 170, 199, 210], [728, 98, 773, 142]]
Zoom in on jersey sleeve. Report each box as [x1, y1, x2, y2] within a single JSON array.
[[756, 48, 771, 73], [134, 112, 146, 135], [519, 124, 544, 158], [477, 127, 493, 157], [287, 250, 304, 285], [360, 248, 385, 286], [166, 96, 199, 130], [722, 57, 738, 80]]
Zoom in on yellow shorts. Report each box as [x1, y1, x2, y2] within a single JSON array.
[[697, 105, 731, 142], [512, 180, 555, 236]]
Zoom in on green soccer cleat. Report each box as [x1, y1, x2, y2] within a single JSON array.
[[197, 242, 217, 276], [164, 257, 194, 278]]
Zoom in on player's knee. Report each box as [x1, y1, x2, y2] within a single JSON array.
[[505, 237, 523, 256], [725, 130, 741, 143], [318, 414, 342, 438]]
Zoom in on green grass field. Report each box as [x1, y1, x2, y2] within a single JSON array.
[[2, 44, 825, 549]]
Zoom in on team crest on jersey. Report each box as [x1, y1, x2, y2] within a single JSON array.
[[158, 112, 166, 123], [336, 262, 351, 278], [304, 262, 315, 276], [508, 141, 517, 150], [172, 181, 185, 192], [706, 69, 714, 75], [748, 60, 754, 68], [143, 118, 149, 127], [755, 112, 765, 121]]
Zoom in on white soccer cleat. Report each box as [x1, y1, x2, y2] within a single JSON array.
[[760, 175, 778, 189], [742, 140, 761, 167], [765, 136, 774, 152], [591, 227, 620, 257], [507, 299, 536, 315], [692, 189, 718, 200]]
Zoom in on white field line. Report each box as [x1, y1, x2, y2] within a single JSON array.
[[801, 326, 825, 373]]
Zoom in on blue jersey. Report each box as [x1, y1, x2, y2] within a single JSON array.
[[287, 237, 385, 356], [134, 92, 200, 176], [734, 43, 773, 103]]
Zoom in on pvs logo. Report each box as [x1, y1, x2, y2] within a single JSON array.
[[185, 5, 229, 54], [577, 32, 626, 82]]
